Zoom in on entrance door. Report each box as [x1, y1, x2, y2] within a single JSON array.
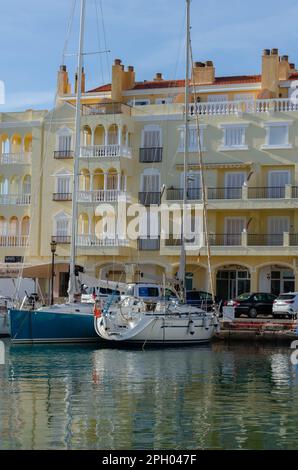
[[268, 171, 290, 198], [216, 269, 250, 301], [225, 217, 245, 246], [271, 269, 295, 295], [268, 216, 289, 246], [225, 172, 246, 199]]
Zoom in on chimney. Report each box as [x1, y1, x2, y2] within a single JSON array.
[[112, 58, 124, 101], [261, 48, 279, 96], [192, 61, 215, 85], [122, 66, 135, 90], [57, 65, 70, 95], [154, 72, 163, 82], [279, 54, 291, 81], [74, 67, 86, 94]]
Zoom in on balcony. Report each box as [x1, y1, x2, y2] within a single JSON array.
[[54, 150, 74, 159], [138, 237, 160, 251], [0, 194, 31, 205], [138, 192, 161, 205], [51, 236, 71, 244], [207, 187, 242, 200], [139, 147, 163, 163], [188, 98, 298, 117], [76, 235, 129, 247], [167, 187, 202, 201], [208, 232, 297, 248], [82, 102, 131, 116], [80, 144, 132, 159], [247, 187, 285, 199], [0, 152, 31, 165], [0, 235, 29, 247], [53, 193, 72, 201], [77, 190, 126, 204]]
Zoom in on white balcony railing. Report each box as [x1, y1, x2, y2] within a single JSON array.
[[0, 194, 31, 205], [76, 235, 129, 247], [77, 190, 125, 203], [0, 152, 32, 164], [80, 144, 132, 159], [188, 98, 298, 116], [0, 235, 29, 247]]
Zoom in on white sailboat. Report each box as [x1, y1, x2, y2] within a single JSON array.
[[94, 0, 220, 345]]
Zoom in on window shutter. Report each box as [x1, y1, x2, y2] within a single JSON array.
[[268, 126, 288, 146], [143, 130, 160, 148]]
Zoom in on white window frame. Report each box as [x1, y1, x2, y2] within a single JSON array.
[[55, 169, 71, 194], [219, 123, 249, 151], [178, 124, 206, 152], [54, 211, 70, 237], [155, 97, 173, 105], [261, 121, 292, 150], [141, 124, 162, 148], [140, 168, 160, 192], [128, 99, 150, 106], [56, 127, 73, 152]]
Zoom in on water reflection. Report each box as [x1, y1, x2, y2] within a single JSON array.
[[0, 341, 297, 449]]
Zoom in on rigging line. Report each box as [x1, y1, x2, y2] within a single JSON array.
[[94, 0, 105, 87], [63, 0, 77, 62], [189, 38, 216, 307], [14, 1, 79, 304], [99, 0, 111, 84]]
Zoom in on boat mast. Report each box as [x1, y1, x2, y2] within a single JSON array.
[[68, 0, 86, 302], [180, 0, 191, 303]]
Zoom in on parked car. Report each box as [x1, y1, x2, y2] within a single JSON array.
[[226, 292, 277, 318], [272, 293, 298, 319], [185, 290, 222, 311]]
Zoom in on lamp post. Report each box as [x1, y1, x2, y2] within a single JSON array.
[[50, 240, 57, 305]]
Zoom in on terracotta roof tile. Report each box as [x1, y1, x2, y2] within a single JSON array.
[[87, 74, 262, 93]]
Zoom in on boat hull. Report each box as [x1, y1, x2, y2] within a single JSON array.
[[96, 314, 217, 345], [10, 309, 99, 344]]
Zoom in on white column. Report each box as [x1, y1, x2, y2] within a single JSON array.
[[91, 128, 95, 146], [104, 172, 108, 191], [118, 126, 122, 146], [117, 173, 121, 191], [104, 128, 108, 146], [124, 175, 127, 191], [126, 130, 129, 147], [90, 174, 93, 191]]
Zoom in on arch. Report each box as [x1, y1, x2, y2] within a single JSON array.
[[215, 264, 251, 301], [0, 134, 9, 154], [79, 168, 90, 191], [11, 134, 22, 153], [107, 124, 118, 145], [78, 213, 89, 235], [24, 134, 32, 152], [53, 211, 70, 237], [93, 168, 104, 190], [0, 216, 7, 235], [23, 175, 31, 194], [21, 216, 30, 236], [94, 125, 105, 146], [10, 175, 20, 194], [256, 262, 295, 295], [107, 167, 118, 190], [9, 216, 19, 236], [82, 125, 92, 146]]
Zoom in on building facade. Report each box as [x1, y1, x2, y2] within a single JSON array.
[[1, 48, 298, 302]]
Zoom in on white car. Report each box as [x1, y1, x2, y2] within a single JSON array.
[[272, 293, 298, 319]]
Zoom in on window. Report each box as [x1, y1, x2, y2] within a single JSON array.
[[207, 94, 228, 102], [141, 169, 160, 192], [178, 125, 206, 151], [55, 213, 70, 237], [220, 124, 248, 150], [180, 171, 201, 199], [262, 122, 292, 149], [23, 176, 31, 194], [129, 99, 150, 106], [56, 170, 71, 194], [225, 172, 246, 199], [57, 128, 72, 152], [155, 97, 173, 104], [142, 125, 162, 148]]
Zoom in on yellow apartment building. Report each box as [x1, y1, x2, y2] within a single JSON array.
[[1, 48, 298, 302]]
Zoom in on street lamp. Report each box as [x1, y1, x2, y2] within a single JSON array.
[[50, 240, 57, 305]]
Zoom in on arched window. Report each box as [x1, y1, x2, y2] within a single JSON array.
[[54, 212, 70, 237], [57, 127, 73, 152], [55, 169, 71, 194], [23, 175, 31, 194]]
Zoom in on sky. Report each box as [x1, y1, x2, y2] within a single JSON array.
[[1, 0, 298, 112]]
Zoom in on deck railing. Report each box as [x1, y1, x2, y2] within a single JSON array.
[[0, 194, 31, 205], [80, 144, 131, 158]]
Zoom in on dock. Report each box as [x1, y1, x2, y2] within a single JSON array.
[[215, 318, 298, 344]]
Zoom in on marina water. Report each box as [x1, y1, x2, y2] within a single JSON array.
[[0, 340, 298, 450]]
